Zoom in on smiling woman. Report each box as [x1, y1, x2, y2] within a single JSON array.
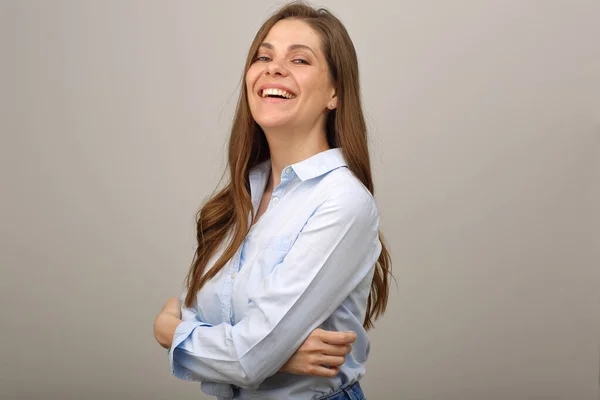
[[153, 2, 392, 399], [247, 20, 336, 133]]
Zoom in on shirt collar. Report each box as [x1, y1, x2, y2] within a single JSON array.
[[290, 148, 347, 181], [249, 148, 347, 183]]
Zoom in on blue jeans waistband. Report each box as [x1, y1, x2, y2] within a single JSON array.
[[317, 381, 365, 400]]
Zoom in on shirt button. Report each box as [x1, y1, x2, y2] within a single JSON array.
[[285, 167, 292, 175], [231, 272, 237, 279], [272, 196, 279, 204]]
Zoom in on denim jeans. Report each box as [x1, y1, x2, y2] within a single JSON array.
[[317, 381, 365, 400]]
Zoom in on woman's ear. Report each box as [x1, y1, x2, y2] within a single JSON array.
[[327, 93, 338, 110]]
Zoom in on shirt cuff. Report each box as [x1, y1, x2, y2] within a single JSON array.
[[201, 381, 236, 398], [168, 320, 211, 381]]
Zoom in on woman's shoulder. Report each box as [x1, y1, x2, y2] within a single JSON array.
[[321, 166, 375, 198], [318, 166, 379, 217]]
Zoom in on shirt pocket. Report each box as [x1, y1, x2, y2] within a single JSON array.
[[248, 235, 294, 289], [265, 236, 293, 252], [261, 235, 293, 266]]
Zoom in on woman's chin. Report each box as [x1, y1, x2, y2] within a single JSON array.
[[254, 115, 293, 131]]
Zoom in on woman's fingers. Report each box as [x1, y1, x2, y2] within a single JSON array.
[[315, 329, 357, 345], [280, 329, 353, 377], [320, 342, 352, 357], [306, 365, 339, 378], [288, 328, 355, 378], [306, 329, 354, 356], [318, 355, 346, 367]]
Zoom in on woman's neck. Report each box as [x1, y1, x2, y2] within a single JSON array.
[[263, 126, 330, 189]]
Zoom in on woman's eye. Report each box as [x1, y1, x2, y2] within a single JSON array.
[[292, 59, 309, 65], [254, 56, 271, 62]]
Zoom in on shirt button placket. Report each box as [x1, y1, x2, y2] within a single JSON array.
[[271, 168, 292, 207]]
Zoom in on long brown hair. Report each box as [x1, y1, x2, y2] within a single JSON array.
[[184, 1, 392, 330]]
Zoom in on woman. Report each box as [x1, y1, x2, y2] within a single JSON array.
[[153, 2, 391, 399]]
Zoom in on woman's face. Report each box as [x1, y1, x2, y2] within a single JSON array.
[[246, 19, 336, 132]]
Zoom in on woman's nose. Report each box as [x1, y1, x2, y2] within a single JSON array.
[[265, 59, 288, 77]]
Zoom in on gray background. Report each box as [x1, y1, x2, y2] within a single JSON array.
[[1, 1, 599, 399]]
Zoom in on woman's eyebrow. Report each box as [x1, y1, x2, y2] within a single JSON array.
[[260, 42, 317, 57]]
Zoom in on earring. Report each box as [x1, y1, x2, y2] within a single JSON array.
[[329, 104, 335, 109]]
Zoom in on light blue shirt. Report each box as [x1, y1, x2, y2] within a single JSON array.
[[169, 148, 382, 399]]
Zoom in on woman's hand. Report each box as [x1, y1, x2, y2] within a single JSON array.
[[153, 297, 183, 349], [279, 328, 356, 377]]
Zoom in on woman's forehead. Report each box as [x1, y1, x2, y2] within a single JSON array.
[[262, 19, 321, 50]]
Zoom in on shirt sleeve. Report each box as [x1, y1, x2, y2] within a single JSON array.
[[169, 188, 382, 389], [173, 292, 238, 398], [169, 289, 213, 377]]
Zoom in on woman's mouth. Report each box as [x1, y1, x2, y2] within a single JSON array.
[[259, 88, 297, 99]]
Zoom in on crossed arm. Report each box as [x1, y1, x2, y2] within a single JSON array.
[[153, 189, 380, 387], [154, 298, 356, 378]]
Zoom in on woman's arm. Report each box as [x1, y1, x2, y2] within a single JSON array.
[[154, 297, 182, 349], [155, 303, 356, 376], [168, 188, 380, 389]]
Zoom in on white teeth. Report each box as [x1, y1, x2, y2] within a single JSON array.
[[260, 87, 295, 99]]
